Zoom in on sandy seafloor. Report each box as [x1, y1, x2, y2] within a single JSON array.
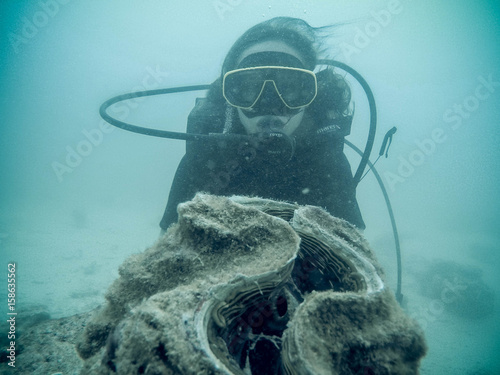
[[1, 0, 500, 374]]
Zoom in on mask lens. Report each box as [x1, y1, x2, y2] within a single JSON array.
[[274, 69, 316, 108], [223, 67, 317, 109], [224, 69, 265, 108]]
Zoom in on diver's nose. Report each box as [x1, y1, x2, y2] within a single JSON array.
[[255, 81, 285, 110]]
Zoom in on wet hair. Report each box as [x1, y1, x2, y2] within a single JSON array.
[[308, 67, 352, 122], [206, 17, 352, 127], [222, 17, 321, 73]]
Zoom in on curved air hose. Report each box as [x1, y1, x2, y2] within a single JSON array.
[[99, 60, 402, 304], [345, 140, 403, 304], [100, 85, 211, 141], [316, 60, 377, 186]]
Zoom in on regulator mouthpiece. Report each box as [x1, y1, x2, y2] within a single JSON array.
[[255, 131, 296, 163]]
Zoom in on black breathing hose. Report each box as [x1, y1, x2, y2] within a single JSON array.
[[316, 60, 377, 186], [100, 85, 210, 141], [344, 139, 403, 305]]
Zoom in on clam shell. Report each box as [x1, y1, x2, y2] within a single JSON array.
[[77, 194, 426, 374]]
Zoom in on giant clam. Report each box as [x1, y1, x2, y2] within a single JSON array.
[[77, 194, 426, 374]]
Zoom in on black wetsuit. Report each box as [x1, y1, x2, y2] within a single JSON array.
[[160, 96, 365, 230]]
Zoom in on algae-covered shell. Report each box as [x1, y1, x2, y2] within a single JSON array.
[[78, 194, 426, 374], [199, 202, 389, 374]]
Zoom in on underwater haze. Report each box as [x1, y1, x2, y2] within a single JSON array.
[[1, 0, 499, 373]]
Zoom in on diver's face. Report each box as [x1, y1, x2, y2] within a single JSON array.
[[234, 41, 309, 136]]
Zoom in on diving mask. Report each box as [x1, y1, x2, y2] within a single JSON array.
[[223, 66, 317, 110]]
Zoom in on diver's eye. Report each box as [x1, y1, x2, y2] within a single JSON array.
[[240, 81, 263, 102], [278, 81, 301, 99]]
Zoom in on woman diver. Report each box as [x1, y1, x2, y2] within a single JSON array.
[[160, 17, 365, 231]]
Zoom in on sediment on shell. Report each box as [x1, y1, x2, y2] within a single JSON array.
[[76, 194, 426, 374]]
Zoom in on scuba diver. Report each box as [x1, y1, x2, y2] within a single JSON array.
[[99, 16, 403, 304], [159, 17, 365, 231], [100, 16, 404, 305]]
